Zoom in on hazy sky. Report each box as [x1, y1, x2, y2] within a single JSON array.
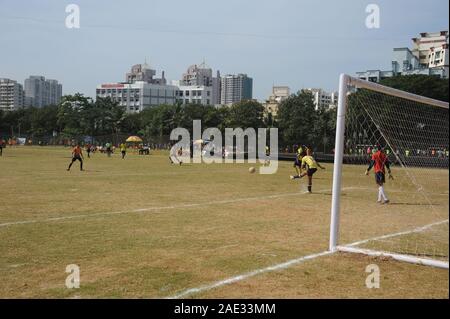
[[0, 0, 448, 100]]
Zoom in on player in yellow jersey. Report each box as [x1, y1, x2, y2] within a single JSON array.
[[290, 145, 307, 180], [299, 148, 325, 193], [120, 143, 127, 159]]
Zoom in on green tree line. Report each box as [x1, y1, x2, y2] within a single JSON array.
[[0, 75, 447, 152]]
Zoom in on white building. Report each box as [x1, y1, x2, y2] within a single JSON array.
[[97, 63, 180, 112], [428, 44, 449, 77], [0, 78, 24, 111], [175, 85, 214, 106], [220, 74, 253, 105], [412, 31, 449, 66], [305, 88, 338, 111], [180, 63, 221, 105], [96, 81, 178, 113], [357, 31, 449, 82]]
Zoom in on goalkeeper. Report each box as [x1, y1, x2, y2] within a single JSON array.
[[365, 144, 394, 204]]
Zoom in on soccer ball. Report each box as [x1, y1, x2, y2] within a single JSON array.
[[249, 167, 256, 174]]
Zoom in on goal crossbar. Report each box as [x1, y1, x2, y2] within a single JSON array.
[[329, 74, 449, 268], [348, 76, 449, 109]]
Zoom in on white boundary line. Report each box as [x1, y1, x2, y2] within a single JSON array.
[[168, 250, 334, 299], [167, 219, 449, 299], [1, 185, 444, 228], [3, 186, 372, 228], [344, 219, 449, 247], [0, 189, 333, 228]]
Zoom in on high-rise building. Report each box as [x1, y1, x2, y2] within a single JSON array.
[[220, 74, 253, 105], [0, 78, 24, 111], [24, 76, 62, 107], [47, 79, 63, 105], [180, 63, 221, 105], [126, 63, 166, 85]]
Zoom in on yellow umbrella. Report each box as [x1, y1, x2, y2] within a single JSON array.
[[126, 136, 143, 143]]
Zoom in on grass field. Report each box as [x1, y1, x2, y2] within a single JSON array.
[[0, 146, 448, 298]]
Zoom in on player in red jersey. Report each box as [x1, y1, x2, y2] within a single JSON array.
[[67, 144, 84, 171], [365, 145, 394, 204]]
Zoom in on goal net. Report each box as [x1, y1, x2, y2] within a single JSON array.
[[330, 75, 449, 269]]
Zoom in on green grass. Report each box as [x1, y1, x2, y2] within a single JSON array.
[[0, 146, 448, 298]]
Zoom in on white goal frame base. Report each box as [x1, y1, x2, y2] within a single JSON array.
[[337, 246, 449, 269]]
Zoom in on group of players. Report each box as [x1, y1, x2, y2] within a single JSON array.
[[290, 145, 326, 194], [66, 143, 128, 171], [66, 140, 394, 203], [290, 144, 393, 202]]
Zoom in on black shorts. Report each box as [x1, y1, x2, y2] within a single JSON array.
[[375, 172, 385, 184], [307, 168, 318, 177], [294, 158, 302, 167], [72, 155, 82, 162]]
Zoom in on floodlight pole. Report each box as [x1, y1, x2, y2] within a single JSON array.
[[329, 74, 349, 252]]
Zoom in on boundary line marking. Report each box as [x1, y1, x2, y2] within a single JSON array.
[[0, 189, 334, 228], [167, 219, 449, 299], [168, 250, 334, 299], [344, 219, 449, 247], [1, 184, 445, 228]]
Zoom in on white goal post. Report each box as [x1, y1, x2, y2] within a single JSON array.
[[329, 74, 449, 269]]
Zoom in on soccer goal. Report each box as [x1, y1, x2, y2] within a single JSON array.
[[330, 74, 449, 269]]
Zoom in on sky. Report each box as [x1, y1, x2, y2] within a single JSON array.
[[0, 0, 448, 100]]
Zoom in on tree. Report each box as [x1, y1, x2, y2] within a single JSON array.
[[120, 112, 142, 134], [380, 75, 449, 102], [313, 107, 336, 153], [226, 100, 265, 129], [276, 90, 317, 147], [29, 105, 58, 137], [57, 94, 92, 137]]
